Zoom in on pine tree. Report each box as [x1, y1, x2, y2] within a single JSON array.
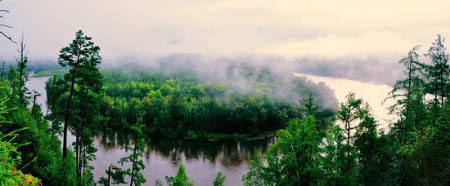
[[337, 93, 360, 158], [15, 33, 30, 106], [387, 46, 428, 185], [425, 34, 449, 107], [57, 30, 101, 160], [213, 172, 225, 186], [167, 163, 195, 186]]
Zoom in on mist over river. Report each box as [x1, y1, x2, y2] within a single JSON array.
[[296, 73, 397, 130], [27, 74, 396, 185]]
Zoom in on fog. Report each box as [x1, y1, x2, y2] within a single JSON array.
[[1, 0, 449, 89], [1, 0, 450, 61], [107, 55, 339, 108], [296, 73, 397, 129]]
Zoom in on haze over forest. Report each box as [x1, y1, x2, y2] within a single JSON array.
[[1, 1, 449, 186], [1, 0, 449, 85]]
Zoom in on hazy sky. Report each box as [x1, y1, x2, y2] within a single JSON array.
[[1, 0, 449, 60]]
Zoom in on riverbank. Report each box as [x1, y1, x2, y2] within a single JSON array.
[[31, 69, 67, 77], [173, 131, 276, 142]]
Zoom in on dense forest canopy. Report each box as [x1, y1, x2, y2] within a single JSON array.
[[44, 61, 337, 141]]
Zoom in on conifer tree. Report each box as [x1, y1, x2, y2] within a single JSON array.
[[58, 30, 101, 160], [425, 34, 449, 106], [15, 33, 29, 106]]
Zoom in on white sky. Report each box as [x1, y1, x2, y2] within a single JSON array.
[[1, 0, 449, 60]]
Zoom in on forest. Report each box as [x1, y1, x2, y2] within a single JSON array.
[[0, 1, 449, 185], [0, 29, 448, 186]]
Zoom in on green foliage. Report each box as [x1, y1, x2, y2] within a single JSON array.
[[1, 36, 78, 185], [243, 94, 391, 186], [242, 153, 265, 186], [3, 25, 448, 186], [321, 122, 347, 185], [154, 180, 163, 186], [242, 35, 450, 186], [0, 134, 41, 186], [56, 30, 102, 164], [99, 114, 147, 186], [213, 172, 225, 186], [424, 34, 449, 106], [0, 85, 40, 186], [45, 30, 104, 183], [100, 68, 334, 140], [243, 117, 323, 185], [166, 163, 195, 186]]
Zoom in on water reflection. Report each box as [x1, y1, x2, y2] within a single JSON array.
[[28, 76, 273, 185], [95, 130, 273, 185], [98, 130, 272, 168]]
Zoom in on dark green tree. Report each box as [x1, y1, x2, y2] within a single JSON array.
[[166, 163, 195, 186], [58, 30, 101, 160], [321, 122, 347, 185], [387, 46, 428, 185], [99, 113, 146, 186], [243, 116, 323, 186], [425, 34, 449, 107], [336, 93, 360, 183], [15, 33, 30, 106], [353, 104, 386, 185], [213, 172, 225, 186]]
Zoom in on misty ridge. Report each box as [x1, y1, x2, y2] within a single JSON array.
[[18, 53, 405, 108], [93, 54, 340, 109], [7, 52, 408, 109]]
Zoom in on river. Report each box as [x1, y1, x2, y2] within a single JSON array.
[[295, 73, 397, 130], [27, 74, 396, 185], [27, 76, 272, 186]]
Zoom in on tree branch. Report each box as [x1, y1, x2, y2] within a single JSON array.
[[0, 30, 16, 44], [0, 24, 12, 28]]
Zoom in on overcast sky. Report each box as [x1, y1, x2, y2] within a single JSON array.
[[0, 0, 449, 61]]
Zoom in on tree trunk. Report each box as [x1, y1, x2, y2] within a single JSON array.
[[107, 165, 111, 186], [130, 135, 138, 186], [76, 134, 82, 185], [63, 78, 76, 159]]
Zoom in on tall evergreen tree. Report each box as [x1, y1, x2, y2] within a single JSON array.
[[387, 46, 428, 185], [425, 34, 449, 106], [57, 30, 101, 160], [15, 33, 29, 106], [336, 93, 361, 166], [353, 104, 385, 185]]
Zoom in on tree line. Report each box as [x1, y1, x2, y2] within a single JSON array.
[[241, 35, 450, 186], [1, 22, 448, 185]]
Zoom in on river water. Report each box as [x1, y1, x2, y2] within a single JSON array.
[[295, 73, 397, 130], [26, 74, 396, 185]]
